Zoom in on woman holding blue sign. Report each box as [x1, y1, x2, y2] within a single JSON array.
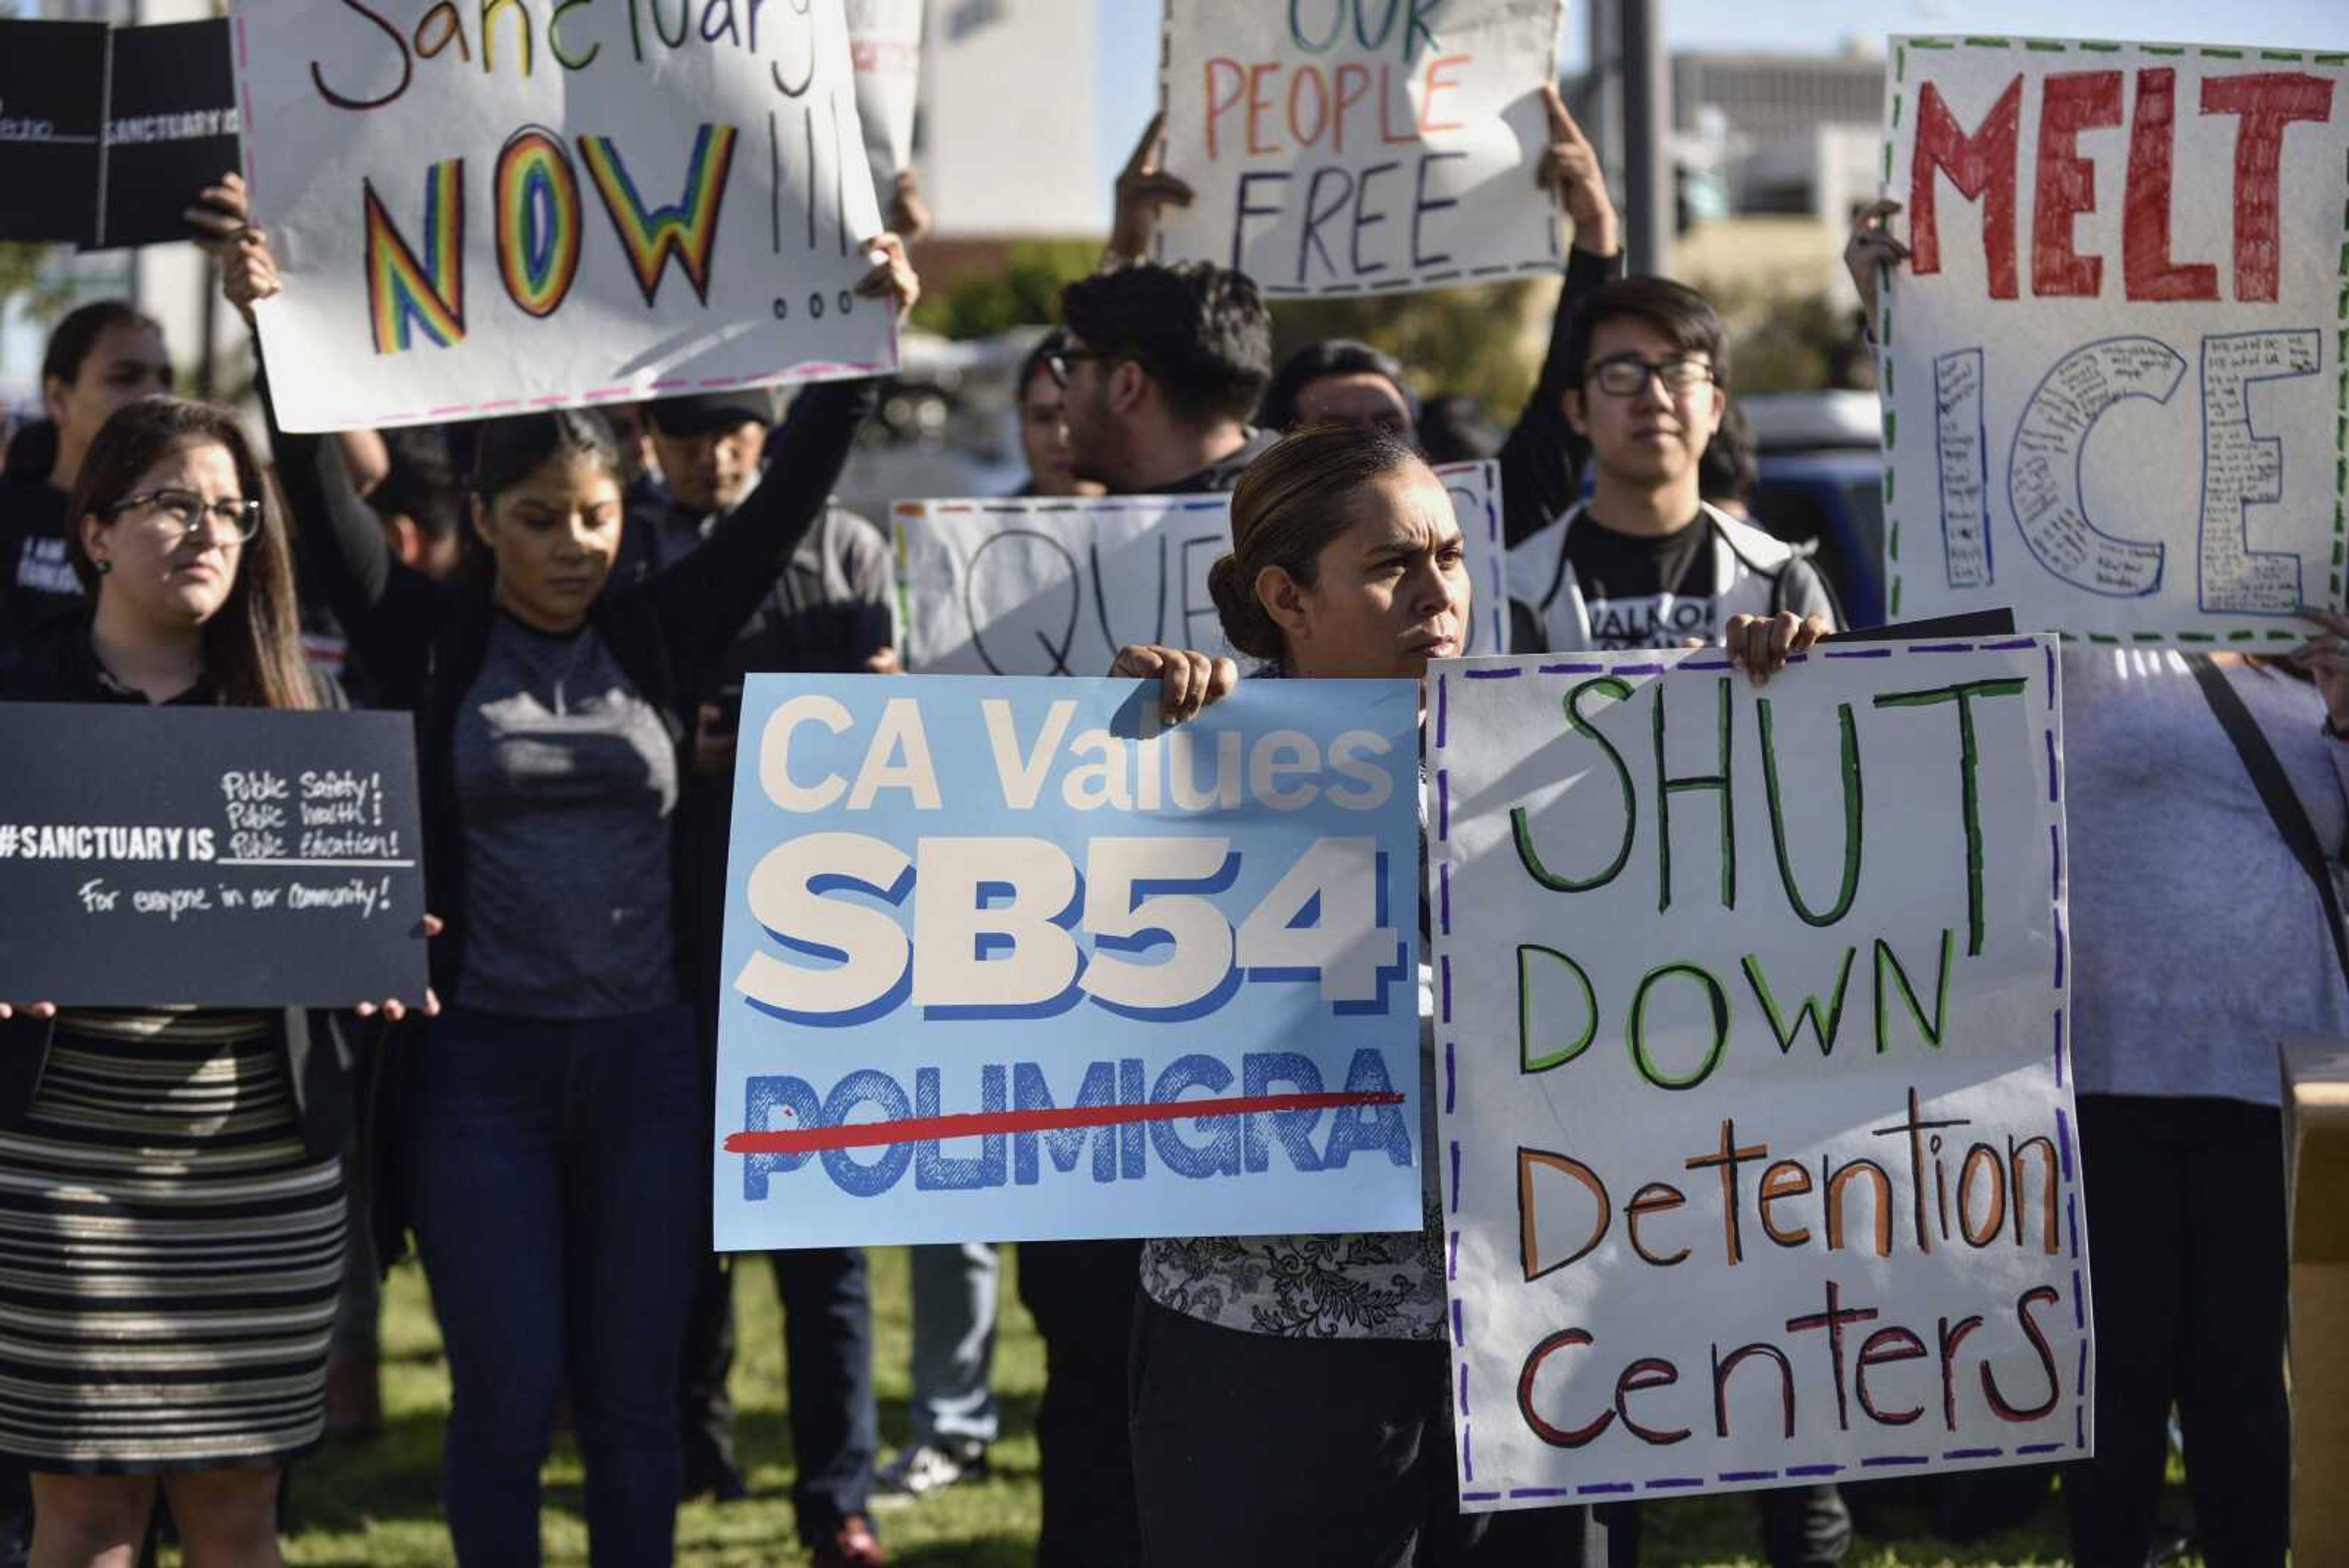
[[206, 183, 919, 1568], [1113, 422, 1816, 1565], [0, 396, 431, 1567]]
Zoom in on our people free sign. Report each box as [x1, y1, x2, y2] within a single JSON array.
[[1430, 642, 2088, 1507], [712, 675, 1424, 1250], [231, 0, 895, 432], [1155, 0, 1566, 297], [1879, 36, 2348, 643]]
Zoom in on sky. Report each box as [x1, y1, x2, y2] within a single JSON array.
[[1094, 0, 2349, 162]]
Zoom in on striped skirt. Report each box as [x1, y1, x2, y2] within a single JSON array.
[[0, 1009, 345, 1472]]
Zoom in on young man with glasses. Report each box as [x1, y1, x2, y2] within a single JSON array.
[[1507, 277, 1839, 657]]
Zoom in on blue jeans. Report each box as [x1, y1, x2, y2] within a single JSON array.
[[908, 1243, 1000, 1447], [680, 1244, 879, 1543], [404, 1005, 703, 1568]]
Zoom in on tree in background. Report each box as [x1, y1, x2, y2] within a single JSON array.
[[1699, 280, 1876, 395]]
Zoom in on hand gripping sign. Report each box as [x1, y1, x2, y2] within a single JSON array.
[[1878, 35, 2347, 644], [231, 0, 896, 432], [712, 674, 1425, 1250], [1428, 641, 2087, 1508]]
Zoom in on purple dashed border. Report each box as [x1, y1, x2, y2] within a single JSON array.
[[1435, 639, 2087, 1499]]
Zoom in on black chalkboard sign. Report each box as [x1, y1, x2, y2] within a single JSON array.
[[96, 18, 240, 251], [0, 20, 107, 245], [0, 705, 431, 1007]]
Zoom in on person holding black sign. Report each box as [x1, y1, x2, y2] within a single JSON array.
[[201, 178, 917, 1568], [0, 396, 426, 1568]]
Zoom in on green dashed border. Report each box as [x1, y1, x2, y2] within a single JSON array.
[[1879, 35, 2349, 642]]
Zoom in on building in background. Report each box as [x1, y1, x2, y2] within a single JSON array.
[[1567, 41, 1884, 308]]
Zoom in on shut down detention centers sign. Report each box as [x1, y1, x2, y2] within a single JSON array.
[[1155, 0, 1567, 297], [710, 674, 1425, 1250], [1430, 642, 2087, 1507], [1878, 35, 2348, 644], [231, 0, 897, 432]]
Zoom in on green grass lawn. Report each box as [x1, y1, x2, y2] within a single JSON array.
[[253, 1247, 2164, 1567]]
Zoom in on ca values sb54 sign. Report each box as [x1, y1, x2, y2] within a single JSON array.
[[710, 674, 1426, 1250]]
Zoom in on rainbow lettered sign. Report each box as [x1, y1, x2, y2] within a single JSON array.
[[231, 0, 896, 432]]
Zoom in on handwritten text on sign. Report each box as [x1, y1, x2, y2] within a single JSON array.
[[894, 460, 1510, 675], [1880, 36, 2346, 644], [1155, 0, 1565, 297], [231, 0, 893, 433], [711, 675, 1422, 1250], [1429, 642, 2087, 1507], [0, 705, 428, 1007]]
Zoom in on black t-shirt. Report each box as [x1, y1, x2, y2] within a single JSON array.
[[1562, 513, 1715, 650], [0, 475, 80, 660]]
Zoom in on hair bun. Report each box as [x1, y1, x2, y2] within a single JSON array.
[[1208, 552, 1283, 662]]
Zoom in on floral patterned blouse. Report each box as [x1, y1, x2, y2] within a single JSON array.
[[1138, 974, 1447, 1340]]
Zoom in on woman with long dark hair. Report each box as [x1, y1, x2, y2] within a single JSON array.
[[0, 397, 425, 1567], [204, 179, 917, 1566]]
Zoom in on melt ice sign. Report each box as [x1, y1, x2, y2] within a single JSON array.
[[712, 674, 1425, 1249], [1879, 35, 2347, 643]]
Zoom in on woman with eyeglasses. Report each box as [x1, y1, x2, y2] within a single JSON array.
[[198, 175, 918, 1566], [0, 396, 426, 1567]]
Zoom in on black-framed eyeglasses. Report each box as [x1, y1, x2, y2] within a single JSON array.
[[1045, 349, 1105, 389], [106, 488, 262, 543], [1586, 355, 1716, 398]]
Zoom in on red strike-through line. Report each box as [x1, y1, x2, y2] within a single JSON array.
[[724, 1090, 1404, 1155]]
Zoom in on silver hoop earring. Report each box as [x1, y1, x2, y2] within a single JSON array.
[[91, 559, 111, 576]]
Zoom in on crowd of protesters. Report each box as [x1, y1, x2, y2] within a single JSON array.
[[0, 71, 2332, 1568]]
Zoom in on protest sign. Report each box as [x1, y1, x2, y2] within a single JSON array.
[[96, 20, 241, 251], [1429, 640, 2085, 1506], [894, 459, 1510, 674], [1154, 0, 1565, 297], [1879, 37, 2348, 644], [0, 20, 107, 245], [230, 0, 894, 433], [846, 0, 922, 213], [711, 674, 1422, 1249], [0, 705, 428, 1007]]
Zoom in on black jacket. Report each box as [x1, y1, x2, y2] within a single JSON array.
[[0, 613, 360, 1159], [270, 381, 878, 1008], [1497, 244, 1625, 547]]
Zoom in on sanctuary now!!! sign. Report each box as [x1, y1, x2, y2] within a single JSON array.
[[232, 0, 896, 431], [711, 675, 1425, 1250]]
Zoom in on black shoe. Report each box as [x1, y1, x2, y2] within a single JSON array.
[[681, 1452, 750, 1504]]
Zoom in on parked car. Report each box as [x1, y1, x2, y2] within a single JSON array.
[[1740, 390, 1887, 628]]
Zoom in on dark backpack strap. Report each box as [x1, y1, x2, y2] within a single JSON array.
[[2189, 655, 2349, 993]]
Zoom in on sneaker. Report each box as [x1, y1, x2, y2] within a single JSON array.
[[874, 1441, 988, 1501]]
